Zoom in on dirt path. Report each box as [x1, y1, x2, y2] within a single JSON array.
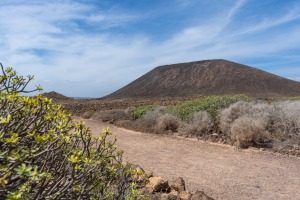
[[76, 117, 300, 200]]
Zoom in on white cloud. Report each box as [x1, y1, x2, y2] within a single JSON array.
[[148, 0, 300, 64], [0, 0, 145, 97], [0, 0, 300, 97]]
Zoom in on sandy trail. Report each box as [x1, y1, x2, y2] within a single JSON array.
[[76, 117, 300, 200]]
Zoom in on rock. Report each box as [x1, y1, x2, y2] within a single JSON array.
[[140, 175, 214, 200], [140, 187, 153, 196], [179, 191, 192, 200], [161, 193, 180, 200], [169, 190, 179, 196], [191, 191, 214, 200], [146, 177, 169, 193], [169, 177, 186, 192], [147, 193, 163, 200]]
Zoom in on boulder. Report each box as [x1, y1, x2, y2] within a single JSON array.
[[179, 191, 192, 200], [191, 191, 214, 200], [169, 177, 186, 192], [160, 193, 180, 200], [169, 190, 179, 196], [147, 193, 163, 200], [140, 175, 214, 200], [147, 177, 169, 193]]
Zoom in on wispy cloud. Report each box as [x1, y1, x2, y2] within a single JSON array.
[[0, 0, 300, 97], [150, 0, 300, 64], [227, 0, 247, 22], [232, 8, 300, 36], [0, 0, 143, 96]]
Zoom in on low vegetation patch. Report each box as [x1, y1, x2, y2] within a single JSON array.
[[91, 109, 131, 123], [168, 94, 252, 121], [179, 111, 215, 137], [92, 95, 300, 155], [220, 101, 300, 148], [130, 105, 158, 120], [0, 64, 147, 199], [155, 114, 180, 134]]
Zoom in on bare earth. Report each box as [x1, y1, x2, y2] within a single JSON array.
[[76, 117, 300, 200]]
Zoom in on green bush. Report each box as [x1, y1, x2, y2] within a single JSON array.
[[130, 105, 158, 120], [272, 96, 300, 102], [168, 95, 252, 121], [0, 64, 144, 200]]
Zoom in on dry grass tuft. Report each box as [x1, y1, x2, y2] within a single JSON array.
[[191, 111, 214, 134], [269, 101, 300, 136], [219, 101, 271, 148], [230, 115, 269, 148], [81, 110, 94, 119], [114, 120, 135, 129], [219, 101, 254, 135], [219, 100, 300, 148], [114, 107, 170, 134], [142, 107, 166, 123], [115, 119, 157, 133], [91, 110, 130, 123], [155, 114, 180, 134], [179, 111, 214, 136]]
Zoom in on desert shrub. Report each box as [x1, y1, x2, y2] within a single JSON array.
[[169, 95, 252, 121], [139, 113, 157, 132], [155, 114, 180, 134], [218, 101, 300, 148], [219, 101, 273, 148], [181, 111, 214, 136], [91, 109, 131, 123], [115, 119, 156, 134], [124, 106, 134, 116], [230, 115, 269, 148], [136, 119, 157, 133], [219, 101, 255, 134], [191, 111, 214, 132], [114, 107, 167, 134], [130, 105, 158, 120], [219, 101, 271, 134], [114, 120, 135, 129], [118, 107, 167, 134], [0, 64, 144, 199], [269, 101, 300, 136], [142, 107, 166, 123], [81, 110, 94, 119]]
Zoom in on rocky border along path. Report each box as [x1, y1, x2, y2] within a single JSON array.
[[76, 117, 300, 200]]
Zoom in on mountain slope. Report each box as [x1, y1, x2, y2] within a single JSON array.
[[105, 59, 300, 98], [42, 91, 72, 101]]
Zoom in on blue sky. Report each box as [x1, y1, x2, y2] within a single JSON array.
[[1, 0, 300, 97]]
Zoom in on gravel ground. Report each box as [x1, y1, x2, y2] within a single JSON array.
[[76, 117, 300, 200]]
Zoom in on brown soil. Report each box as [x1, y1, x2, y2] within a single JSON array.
[[104, 59, 300, 99], [75, 117, 300, 200]]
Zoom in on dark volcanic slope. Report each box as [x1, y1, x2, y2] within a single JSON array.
[[105, 59, 300, 98], [42, 91, 72, 101]]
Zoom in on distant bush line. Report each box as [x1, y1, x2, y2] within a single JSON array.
[[84, 95, 300, 154]]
